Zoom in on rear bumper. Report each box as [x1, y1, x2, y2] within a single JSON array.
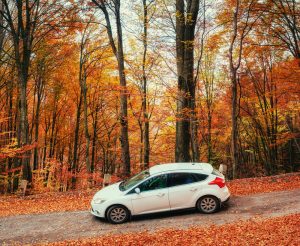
[[223, 195, 230, 202], [218, 186, 231, 202]]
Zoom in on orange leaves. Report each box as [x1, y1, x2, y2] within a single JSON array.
[[0, 190, 95, 218], [48, 214, 300, 245], [227, 173, 300, 196], [0, 173, 299, 218]]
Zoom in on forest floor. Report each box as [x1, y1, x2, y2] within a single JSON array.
[[0, 173, 300, 245]]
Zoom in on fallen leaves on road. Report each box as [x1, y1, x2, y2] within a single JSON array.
[[0, 172, 299, 218], [0, 189, 95, 218], [227, 172, 300, 196], [46, 214, 300, 246]]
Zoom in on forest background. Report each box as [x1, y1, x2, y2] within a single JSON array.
[[0, 0, 299, 193]]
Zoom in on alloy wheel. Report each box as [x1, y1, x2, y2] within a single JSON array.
[[199, 197, 218, 213], [109, 207, 128, 223]]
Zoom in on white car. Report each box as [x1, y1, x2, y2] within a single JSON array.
[[91, 163, 230, 224]]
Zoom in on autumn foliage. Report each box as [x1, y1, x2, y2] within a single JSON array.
[[0, 0, 299, 194]]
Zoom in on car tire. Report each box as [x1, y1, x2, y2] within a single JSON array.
[[106, 205, 130, 224], [196, 195, 220, 214]]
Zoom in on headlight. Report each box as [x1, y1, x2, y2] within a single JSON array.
[[93, 198, 106, 204]]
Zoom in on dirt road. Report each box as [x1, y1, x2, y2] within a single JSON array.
[[1, 189, 299, 245]]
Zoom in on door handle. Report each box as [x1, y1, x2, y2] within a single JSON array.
[[157, 193, 165, 197], [190, 188, 198, 192]]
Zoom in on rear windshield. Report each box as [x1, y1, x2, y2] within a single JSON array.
[[212, 168, 223, 177]]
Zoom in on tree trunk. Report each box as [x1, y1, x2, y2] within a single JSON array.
[[0, 1, 4, 50], [191, 95, 200, 162], [228, 0, 243, 178], [207, 110, 212, 162], [115, 2, 131, 175], [230, 72, 239, 178], [48, 98, 57, 159], [6, 73, 14, 192], [1, 0, 42, 183], [81, 73, 91, 174], [91, 104, 99, 173], [72, 89, 82, 187], [33, 73, 44, 170], [93, 0, 131, 176], [18, 69, 31, 182], [142, 0, 150, 169], [175, 0, 199, 162]]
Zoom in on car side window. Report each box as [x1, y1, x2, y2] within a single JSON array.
[[139, 174, 167, 192], [168, 173, 207, 187], [191, 173, 208, 182]]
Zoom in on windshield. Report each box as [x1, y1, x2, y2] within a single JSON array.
[[119, 169, 150, 191]]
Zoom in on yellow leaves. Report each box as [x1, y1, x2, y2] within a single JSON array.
[[0, 138, 18, 157], [0, 138, 36, 160]]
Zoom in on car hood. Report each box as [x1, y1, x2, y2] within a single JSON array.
[[93, 182, 124, 200]]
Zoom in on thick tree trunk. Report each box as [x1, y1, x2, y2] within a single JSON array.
[[18, 69, 31, 182], [1, 0, 41, 184], [175, 0, 199, 162]]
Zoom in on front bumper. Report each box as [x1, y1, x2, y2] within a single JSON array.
[[90, 203, 106, 218]]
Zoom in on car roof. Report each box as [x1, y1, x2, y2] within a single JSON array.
[[149, 162, 213, 175]]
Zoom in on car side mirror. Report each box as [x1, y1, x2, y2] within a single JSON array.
[[135, 187, 141, 194]]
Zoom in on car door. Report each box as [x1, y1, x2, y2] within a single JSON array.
[[167, 172, 208, 210], [130, 174, 170, 215]]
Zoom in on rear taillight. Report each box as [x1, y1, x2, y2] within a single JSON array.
[[209, 177, 225, 188]]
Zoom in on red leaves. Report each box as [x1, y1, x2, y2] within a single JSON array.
[[48, 214, 300, 245]]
